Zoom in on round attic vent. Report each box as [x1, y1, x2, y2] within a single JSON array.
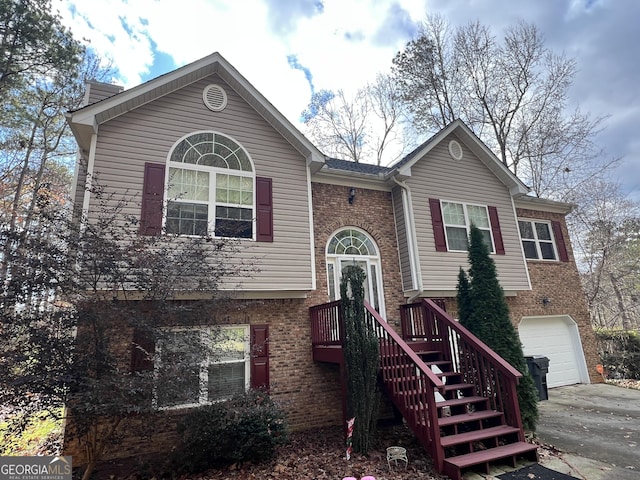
[[449, 140, 463, 160], [203, 84, 227, 111]]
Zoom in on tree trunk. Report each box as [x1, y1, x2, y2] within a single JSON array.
[[609, 272, 632, 330]]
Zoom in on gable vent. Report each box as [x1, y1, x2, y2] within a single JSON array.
[[203, 84, 227, 111], [449, 140, 463, 161]]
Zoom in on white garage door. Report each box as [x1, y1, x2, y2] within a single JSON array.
[[518, 315, 588, 388]]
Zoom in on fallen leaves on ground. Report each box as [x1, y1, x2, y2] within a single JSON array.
[[606, 379, 640, 390], [194, 422, 445, 480]]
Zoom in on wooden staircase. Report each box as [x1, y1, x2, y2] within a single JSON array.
[[399, 338, 538, 479], [310, 299, 538, 480]]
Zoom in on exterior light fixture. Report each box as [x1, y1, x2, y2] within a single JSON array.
[[348, 187, 356, 204]]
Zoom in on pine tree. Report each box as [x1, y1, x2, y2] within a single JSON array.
[[456, 225, 539, 430], [456, 267, 472, 329]]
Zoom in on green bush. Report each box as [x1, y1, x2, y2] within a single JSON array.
[[596, 329, 640, 379], [171, 390, 288, 474]]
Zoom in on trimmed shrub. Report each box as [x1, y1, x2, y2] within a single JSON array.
[[171, 390, 288, 474], [596, 329, 640, 379]]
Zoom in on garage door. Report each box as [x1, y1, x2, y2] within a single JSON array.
[[518, 315, 587, 388]]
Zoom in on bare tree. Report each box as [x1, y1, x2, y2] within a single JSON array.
[[366, 73, 414, 165], [301, 74, 413, 165], [569, 180, 640, 329], [392, 15, 615, 198], [302, 89, 370, 163]]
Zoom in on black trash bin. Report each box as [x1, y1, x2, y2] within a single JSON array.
[[525, 355, 549, 401]]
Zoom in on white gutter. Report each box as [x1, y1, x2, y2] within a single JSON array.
[[392, 177, 423, 301], [80, 133, 98, 230]]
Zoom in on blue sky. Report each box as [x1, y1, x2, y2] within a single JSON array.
[[59, 0, 640, 200]]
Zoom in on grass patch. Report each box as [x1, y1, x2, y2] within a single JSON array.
[[0, 408, 63, 455]]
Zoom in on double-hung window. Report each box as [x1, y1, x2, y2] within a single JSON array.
[[154, 325, 249, 409], [165, 132, 254, 239], [518, 220, 557, 260], [441, 201, 494, 252]]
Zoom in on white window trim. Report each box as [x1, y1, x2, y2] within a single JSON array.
[[441, 200, 495, 253], [153, 325, 250, 410], [518, 219, 559, 261], [164, 131, 256, 240]]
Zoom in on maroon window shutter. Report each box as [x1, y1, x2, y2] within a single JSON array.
[[250, 325, 269, 391], [140, 163, 165, 236], [552, 220, 570, 262], [256, 177, 273, 242], [429, 198, 447, 252], [488, 206, 505, 255], [131, 328, 155, 372]]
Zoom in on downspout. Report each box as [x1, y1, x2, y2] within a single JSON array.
[[80, 133, 98, 231], [391, 177, 424, 302]]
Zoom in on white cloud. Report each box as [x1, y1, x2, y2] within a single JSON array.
[[59, 0, 640, 197]]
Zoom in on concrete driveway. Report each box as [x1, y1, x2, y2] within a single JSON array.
[[535, 383, 640, 479]]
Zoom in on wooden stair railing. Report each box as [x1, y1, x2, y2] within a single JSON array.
[[400, 299, 537, 479], [361, 301, 446, 471], [310, 299, 537, 480], [400, 299, 525, 434]]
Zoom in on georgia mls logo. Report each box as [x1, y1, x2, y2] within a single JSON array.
[[0, 456, 72, 480]]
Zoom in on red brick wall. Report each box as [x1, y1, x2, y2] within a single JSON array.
[[65, 297, 346, 464], [421, 210, 601, 384], [511, 209, 601, 383]]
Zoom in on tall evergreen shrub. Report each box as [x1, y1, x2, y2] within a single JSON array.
[[340, 265, 380, 455], [456, 226, 539, 431]]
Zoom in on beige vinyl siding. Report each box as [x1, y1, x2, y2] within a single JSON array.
[[86, 81, 122, 105], [392, 186, 413, 291], [408, 133, 530, 293], [86, 74, 314, 292]]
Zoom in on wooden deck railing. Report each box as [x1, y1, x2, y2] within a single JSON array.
[[310, 299, 343, 346], [310, 299, 446, 469], [400, 299, 525, 438]]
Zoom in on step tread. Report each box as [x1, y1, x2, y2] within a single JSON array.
[[437, 396, 489, 408], [412, 350, 442, 356], [438, 410, 503, 427], [381, 349, 441, 357], [440, 425, 520, 447], [443, 383, 475, 391], [425, 360, 453, 367], [443, 441, 538, 469]]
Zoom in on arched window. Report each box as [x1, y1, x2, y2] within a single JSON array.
[[326, 228, 385, 316], [165, 132, 254, 238]]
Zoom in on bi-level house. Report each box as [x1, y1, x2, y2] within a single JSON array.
[[65, 53, 600, 479]]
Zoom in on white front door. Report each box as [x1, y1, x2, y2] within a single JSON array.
[[326, 228, 386, 318], [339, 258, 383, 314]]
